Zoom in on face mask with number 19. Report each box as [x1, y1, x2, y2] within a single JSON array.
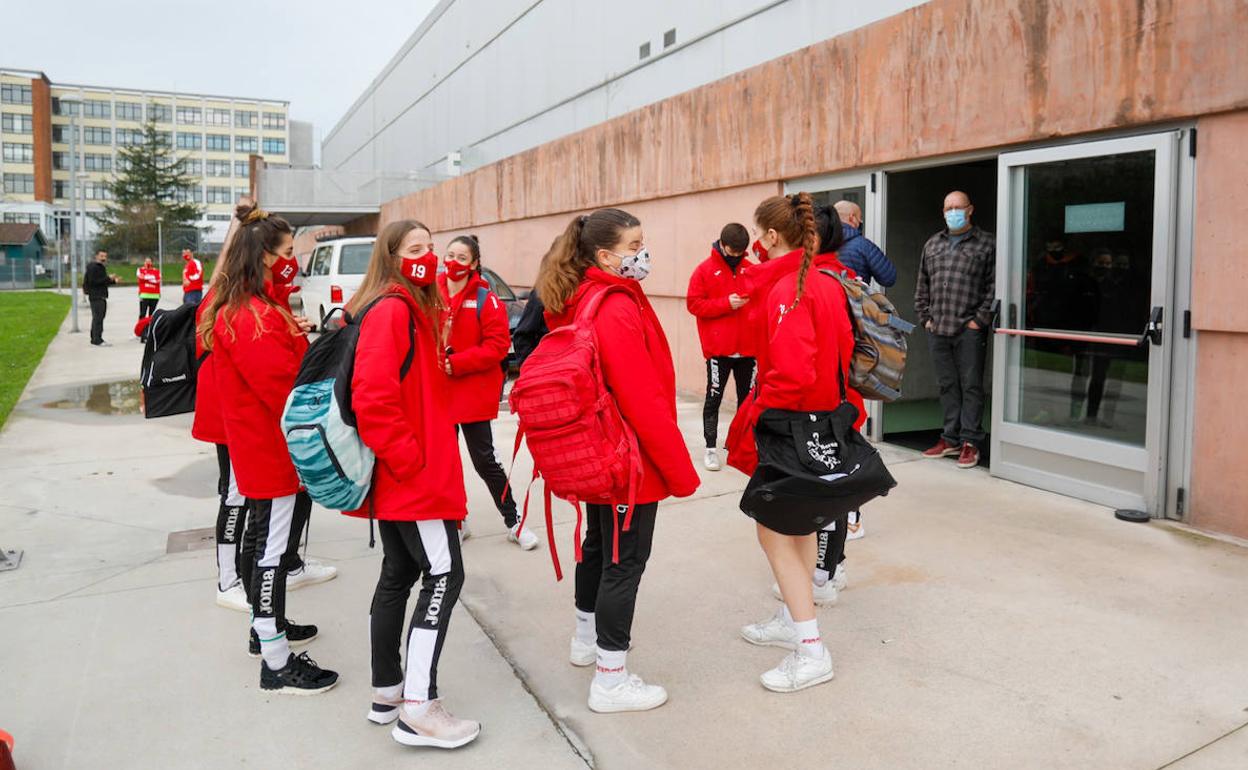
[[401, 251, 438, 286]]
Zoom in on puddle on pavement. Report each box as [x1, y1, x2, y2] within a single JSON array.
[[37, 379, 143, 415]]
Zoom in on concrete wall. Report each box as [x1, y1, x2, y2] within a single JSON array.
[[1189, 109, 1248, 539]]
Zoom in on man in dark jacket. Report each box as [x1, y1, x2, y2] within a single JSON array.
[[833, 200, 896, 287], [82, 250, 118, 346]]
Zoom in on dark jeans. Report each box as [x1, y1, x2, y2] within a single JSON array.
[[88, 297, 107, 344], [457, 421, 518, 527], [370, 519, 465, 699], [703, 356, 756, 448], [183, 290, 203, 306], [574, 502, 658, 652], [929, 325, 987, 446]]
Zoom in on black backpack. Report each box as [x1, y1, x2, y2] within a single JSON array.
[[140, 303, 201, 418]]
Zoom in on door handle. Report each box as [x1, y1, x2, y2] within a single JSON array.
[[1138, 306, 1163, 348], [989, 299, 1002, 331]]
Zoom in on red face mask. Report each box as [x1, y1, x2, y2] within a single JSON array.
[[444, 258, 473, 282], [271, 255, 300, 285], [752, 239, 769, 262], [402, 251, 437, 286]]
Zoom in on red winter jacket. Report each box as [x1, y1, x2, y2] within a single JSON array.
[[137, 267, 161, 295], [686, 242, 756, 358], [183, 257, 204, 292], [727, 249, 865, 475], [211, 294, 308, 499], [544, 268, 700, 504], [438, 273, 510, 424], [192, 289, 225, 445], [345, 288, 467, 522]]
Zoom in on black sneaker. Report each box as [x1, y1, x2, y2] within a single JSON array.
[[248, 621, 319, 658], [260, 652, 339, 695]]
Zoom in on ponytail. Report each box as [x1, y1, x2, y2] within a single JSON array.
[[535, 208, 640, 314], [753, 192, 819, 307]]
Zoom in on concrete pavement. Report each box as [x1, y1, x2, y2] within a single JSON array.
[[3, 286, 1248, 769]]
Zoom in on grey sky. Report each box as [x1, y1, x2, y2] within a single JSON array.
[[3, 0, 438, 159]]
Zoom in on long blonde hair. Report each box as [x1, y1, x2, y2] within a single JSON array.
[[346, 219, 444, 333], [534, 208, 639, 314]]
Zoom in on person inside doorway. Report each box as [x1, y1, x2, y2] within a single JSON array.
[[1026, 238, 1098, 423], [914, 191, 995, 469], [83, 250, 118, 347], [182, 248, 204, 305], [833, 200, 897, 288], [686, 222, 756, 471]]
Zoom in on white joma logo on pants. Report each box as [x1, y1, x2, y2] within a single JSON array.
[[424, 575, 449, 626], [258, 569, 275, 615]]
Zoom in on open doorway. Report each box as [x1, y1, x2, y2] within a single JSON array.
[[881, 158, 998, 453]]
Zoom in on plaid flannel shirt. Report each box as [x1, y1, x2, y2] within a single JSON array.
[[914, 226, 996, 337]]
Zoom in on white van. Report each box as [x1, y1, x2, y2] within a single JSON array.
[[299, 236, 375, 330]]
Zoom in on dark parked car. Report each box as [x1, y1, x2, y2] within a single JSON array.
[[478, 267, 529, 374]]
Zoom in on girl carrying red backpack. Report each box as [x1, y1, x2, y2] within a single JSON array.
[[199, 203, 337, 695], [343, 220, 480, 750], [438, 235, 537, 550], [532, 208, 700, 714]]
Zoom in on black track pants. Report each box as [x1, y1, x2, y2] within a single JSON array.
[[214, 444, 248, 591], [458, 421, 518, 527], [574, 503, 658, 652], [702, 356, 756, 448]]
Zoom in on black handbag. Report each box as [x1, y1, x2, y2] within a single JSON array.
[[740, 364, 897, 536]]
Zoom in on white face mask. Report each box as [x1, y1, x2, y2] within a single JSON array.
[[609, 246, 651, 282]]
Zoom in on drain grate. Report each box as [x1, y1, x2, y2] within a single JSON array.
[[166, 527, 217, 554]]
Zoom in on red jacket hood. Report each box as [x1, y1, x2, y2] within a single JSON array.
[[545, 267, 649, 329], [437, 271, 490, 300]]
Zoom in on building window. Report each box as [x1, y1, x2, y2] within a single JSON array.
[[2, 173, 35, 194], [206, 213, 231, 221], [83, 99, 111, 119], [234, 110, 257, 128], [236, 187, 250, 200], [116, 101, 142, 121], [262, 112, 286, 130], [663, 28, 676, 48], [52, 97, 78, 116], [176, 106, 202, 125], [83, 127, 112, 145], [234, 160, 249, 178], [52, 125, 75, 143], [83, 153, 112, 172], [206, 159, 231, 177], [2, 114, 34, 134], [176, 132, 202, 150], [639, 42, 651, 60], [174, 187, 204, 204], [2, 83, 33, 104], [206, 108, 231, 126], [1, 142, 34, 163], [235, 136, 258, 153], [116, 128, 143, 146], [52, 151, 68, 170], [206, 186, 232, 204], [83, 181, 111, 200], [183, 158, 202, 175], [147, 103, 172, 123], [155, 130, 172, 147], [3, 212, 41, 224], [206, 134, 230, 152], [53, 180, 66, 198], [262, 138, 285, 155]]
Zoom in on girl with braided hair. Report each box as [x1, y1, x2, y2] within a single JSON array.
[[725, 192, 859, 693]]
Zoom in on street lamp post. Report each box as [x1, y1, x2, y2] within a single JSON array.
[[64, 96, 83, 333], [156, 216, 164, 291]]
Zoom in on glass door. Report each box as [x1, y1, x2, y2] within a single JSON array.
[[992, 133, 1178, 514]]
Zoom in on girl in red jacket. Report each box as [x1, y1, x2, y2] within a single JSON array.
[[438, 235, 537, 550], [534, 208, 700, 714], [199, 203, 337, 695], [344, 220, 480, 750], [726, 193, 857, 693]]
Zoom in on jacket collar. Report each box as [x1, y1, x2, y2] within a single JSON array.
[[437, 271, 488, 299], [712, 241, 746, 273], [546, 266, 647, 329]]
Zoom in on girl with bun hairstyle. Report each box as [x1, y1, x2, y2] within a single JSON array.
[[726, 193, 858, 693], [534, 208, 700, 714], [343, 220, 480, 750], [199, 202, 338, 694]]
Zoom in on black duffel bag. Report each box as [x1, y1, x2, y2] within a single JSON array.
[[740, 394, 897, 536]]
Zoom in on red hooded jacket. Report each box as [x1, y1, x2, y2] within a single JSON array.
[[192, 289, 225, 444], [544, 268, 700, 503], [183, 255, 204, 292], [137, 266, 161, 295], [211, 295, 308, 499], [686, 242, 756, 358], [438, 272, 510, 424], [727, 249, 865, 475], [344, 288, 467, 522]]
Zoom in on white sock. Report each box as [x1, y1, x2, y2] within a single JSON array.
[[813, 568, 831, 587], [780, 604, 795, 625], [849, 511, 860, 526], [792, 618, 824, 659], [375, 683, 403, 703], [594, 647, 628, 688], [254, 617, 291, 670], [403, 699, 432, 717], [575, 609, 596, 644]]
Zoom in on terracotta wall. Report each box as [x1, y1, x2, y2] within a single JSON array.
[[1188, 110, 1248, 538], [31, 76, 52, 203]]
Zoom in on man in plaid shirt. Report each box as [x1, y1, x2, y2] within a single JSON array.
[[914, 190, 995, 469]]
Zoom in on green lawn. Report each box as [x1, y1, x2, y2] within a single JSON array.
[[34, 259, 216, 290], [0, 292, 71, 429]]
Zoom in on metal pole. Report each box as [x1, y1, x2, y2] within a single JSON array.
[[157, 219, 163, 288], [68, 109, 80, 332]]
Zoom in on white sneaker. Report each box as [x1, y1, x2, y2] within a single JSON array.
[[770, 580, 838, 607], [392, 700, 481, 749], [760, 648, 835, 693], [508, 522, 540, 551], [367, 694, 402, 725], [216, 580, 250, 612], [569, 636, 596, 667], [287, 559, 337, 591], [847, 511, 864, 540], [588, 674, 668, 713], [740, 612, 798, 650], [704, 448, 722, 471], [459, 521, 472, 543], [832, 563, 848, 592]]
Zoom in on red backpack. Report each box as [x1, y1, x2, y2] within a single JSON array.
[[506, 286, 642, 579]]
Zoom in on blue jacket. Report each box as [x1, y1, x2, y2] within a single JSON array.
[[838, 224, 896, 287]]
